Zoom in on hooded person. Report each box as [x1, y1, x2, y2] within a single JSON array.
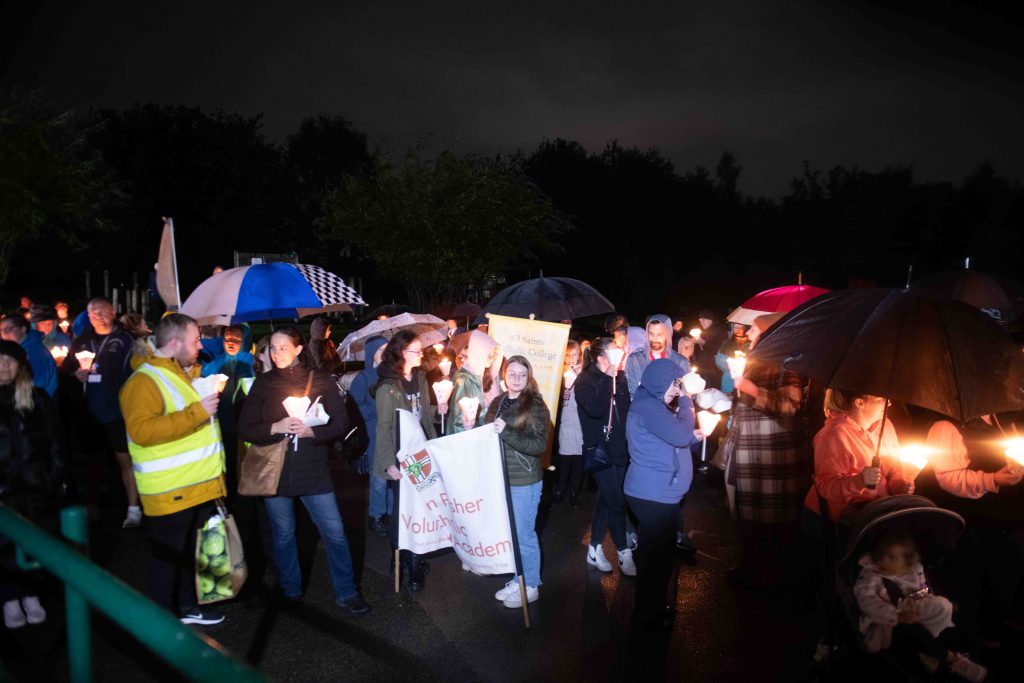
[[0, 315, 57, 398], [447, 330, 500, 434], [692, 308, 726, 389], [308, 318, 339, 373], [624, 314, 690, 398], [624, 358, 699, 632], [349, 335, 391, 534]]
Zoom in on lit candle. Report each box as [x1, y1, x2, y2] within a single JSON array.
[[897, 444, 933, 476], [59, 320, 70, 333], [432, 343, 445, 354], [75, 350, 95, 371], [725, 351, 746, 380], [1004, 438, 1024, 475], [457, 396, 480, 423], [50, 345, 69, 362], [696, 410, 721, 436], [681, 371, 706, 395], [563, 368, 577, 388], [605, 347, 624, 369], [432, 379, 454, 406], [690, 365, 697, 375], [438, 357, 452, 377], [282, 395, 312, 419], [689, 328, 701, 340]]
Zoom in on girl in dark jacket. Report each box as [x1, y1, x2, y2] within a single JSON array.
[[0, 340, 66, 628], [574, 338, 635, 576], [372, 330, 441, 591], [484, 356, 550, 609], [237, 328, 369, 614]]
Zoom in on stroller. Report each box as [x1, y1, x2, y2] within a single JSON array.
[[816, 495, 966, 680]]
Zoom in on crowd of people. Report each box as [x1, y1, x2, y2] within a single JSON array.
[[1, 293, 1021, 682]]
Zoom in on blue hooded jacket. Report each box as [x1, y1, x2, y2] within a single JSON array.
[[624, 358, 695, 504], [349, 335, 389, 468], [20, 329, 57, 397]]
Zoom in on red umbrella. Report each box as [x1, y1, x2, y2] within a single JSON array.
[[727, 284, 830, 326]]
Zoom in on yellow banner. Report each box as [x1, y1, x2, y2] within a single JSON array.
[[487, 314, 570, 467]]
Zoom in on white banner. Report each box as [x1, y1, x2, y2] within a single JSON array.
[[395, 410, 516, 575]]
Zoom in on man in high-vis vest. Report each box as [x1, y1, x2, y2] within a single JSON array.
[[119, 313, 226, 626]]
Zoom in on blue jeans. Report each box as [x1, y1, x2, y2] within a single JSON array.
[[264, 493, 358, 602], [510, 481, 543, 587], [368, 474, 392, 519]]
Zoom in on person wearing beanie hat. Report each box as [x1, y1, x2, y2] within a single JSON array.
[[0, 339, 66, 629], [29, 305, 71, 352], [692, 309, 726, 390]]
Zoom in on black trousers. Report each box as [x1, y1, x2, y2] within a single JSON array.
[[555, 454, 584, 498], [625, 495, 679, 628], [147, 501, 216, 612], [591, 464, 627, 550]]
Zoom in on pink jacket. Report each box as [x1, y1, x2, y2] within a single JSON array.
[[925, 421, 999, 499]]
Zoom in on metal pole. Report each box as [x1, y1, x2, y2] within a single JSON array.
[[61, 506, 92, 683]]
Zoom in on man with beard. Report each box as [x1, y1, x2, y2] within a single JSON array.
[[624, 315, 690, 398]]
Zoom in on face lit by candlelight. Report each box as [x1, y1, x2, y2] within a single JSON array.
[[504, 361, 530, 397], [677, 338, 694, 359], [647, 322, 668, 353], [87, 300, 115, 334], [270, 331, 303, 369]]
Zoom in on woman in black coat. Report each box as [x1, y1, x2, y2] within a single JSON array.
[[574, 337, 635, 576], [0, 340, 66, 628], [237, 328, 369, 614]]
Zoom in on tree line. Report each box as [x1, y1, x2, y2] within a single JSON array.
[[2, 91, 1021, 321]]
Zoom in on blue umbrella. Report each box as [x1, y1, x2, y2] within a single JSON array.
[[181, 263, 365, 325]]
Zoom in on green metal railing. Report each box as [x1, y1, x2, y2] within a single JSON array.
[[0, 504, 266, 683]]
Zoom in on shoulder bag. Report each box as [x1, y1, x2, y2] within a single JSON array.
[[238, 371, 313, 496]]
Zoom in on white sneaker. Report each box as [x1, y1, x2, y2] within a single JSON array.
[[618, 548, 637, 576], [3, 600, 26, 629], [123, 506, 143, 528], [494, 579, 518, 601], [950, 653, 988, 683], [21, 596, 45, 625], [502, 584, 539, 608], [587, 544, 613, 572]]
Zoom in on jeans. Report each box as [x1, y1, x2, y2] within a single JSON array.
[[510, 481, 543, 587], [591, 464, 627, 550], [368, 474, 392, 519], [264, 493, 358, 602]]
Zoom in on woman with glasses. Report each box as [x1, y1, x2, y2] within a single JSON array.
[[803, 389, 908, 525], [484, 356, 550, 608], [372, 330, 443, 591]]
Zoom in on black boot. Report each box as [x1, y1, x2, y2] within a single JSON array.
[[408, 554, 430, 592]]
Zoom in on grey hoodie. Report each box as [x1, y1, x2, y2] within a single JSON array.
[[624, 314, 690, 397]]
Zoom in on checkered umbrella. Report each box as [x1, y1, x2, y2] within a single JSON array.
[[181, 263, 365, 325]]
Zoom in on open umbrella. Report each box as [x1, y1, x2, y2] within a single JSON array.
[[910, 269, 1024, 323], [748, 288, 1024, 422], [365, 303, 411, 320], [180, 263, 365, 325], [338, 313, 447, 361], [475, 276, 614, 324], [433, 301, 481, 324], [727, 284, 830, 326]]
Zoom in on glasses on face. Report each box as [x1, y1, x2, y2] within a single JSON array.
[[404, 348, 423, 356]]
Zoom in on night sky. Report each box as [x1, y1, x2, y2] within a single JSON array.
[[4, 1, 1023, 197]]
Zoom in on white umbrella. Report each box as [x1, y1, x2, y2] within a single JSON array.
[[338, 313, 447, 361]]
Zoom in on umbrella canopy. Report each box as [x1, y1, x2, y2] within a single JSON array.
[[338, 313, 447, 361], [433, 301, 481, 321], [748, 288, 1024, 422], [727, 285, 830, 326], [476, 276, 614, 324], [180, 263, 365, 326], [910, 269, 1024, 323]]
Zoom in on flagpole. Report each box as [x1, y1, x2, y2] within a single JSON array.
[[167, 217, 181, 311], [394, 409, 402, 594], [498, 439, 530, 629]]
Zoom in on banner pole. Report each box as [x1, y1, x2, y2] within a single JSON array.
[[394, 409, 402, 594], [498, 439, 530, 629]]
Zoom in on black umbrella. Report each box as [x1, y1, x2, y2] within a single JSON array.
[[475, 276, 614, 324], [748, 288, 1024, 422], [365, 303, 412, 320], [910, 269, 1024, 323]]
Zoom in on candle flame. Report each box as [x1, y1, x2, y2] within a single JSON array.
[[898, 444, 934, 471], [1004, 438, 1024, 466]]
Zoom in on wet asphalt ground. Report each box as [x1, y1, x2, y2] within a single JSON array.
[[5, 457, 1022, 682]]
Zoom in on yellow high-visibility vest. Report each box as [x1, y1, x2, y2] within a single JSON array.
[[128, 363, 225, 513]]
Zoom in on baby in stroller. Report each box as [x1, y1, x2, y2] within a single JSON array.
[[854, 530, 987, 682]]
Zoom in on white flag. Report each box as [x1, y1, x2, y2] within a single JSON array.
[[395, 410, 516, 575], [156, 218, 181, 308]]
